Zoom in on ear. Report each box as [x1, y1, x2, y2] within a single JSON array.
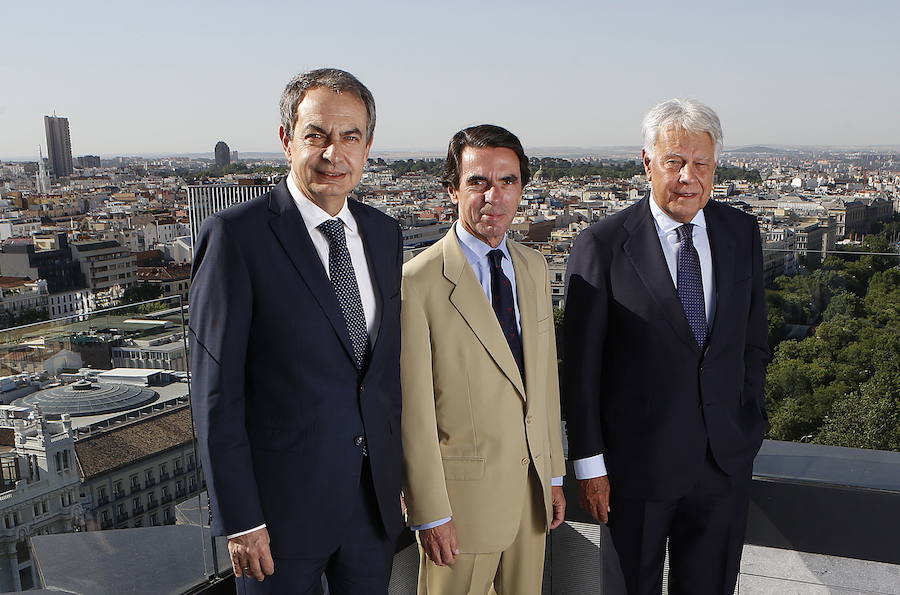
[[364, 133, 374, 162], [447, 185, 459, 205], [641, 149, 652, 179], [279, 126, 291, 160]]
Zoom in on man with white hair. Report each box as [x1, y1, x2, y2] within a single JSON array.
[[563, 99, 769, 594]]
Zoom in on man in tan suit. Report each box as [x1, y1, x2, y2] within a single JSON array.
[[401, 124, 566, 595]]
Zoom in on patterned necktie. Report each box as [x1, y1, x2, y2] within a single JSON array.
[[318, 218, 369, 370], [487, 249, 524, 381], [676, 223, 707, 349]]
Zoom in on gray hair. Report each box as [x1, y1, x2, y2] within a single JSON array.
[[641, 98, 723, 159], [279, 68, 376, 142]]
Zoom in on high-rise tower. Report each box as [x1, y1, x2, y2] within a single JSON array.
[[214, 141, 231, 169], [35, 146, 51, 194], [44, 115, 74, 178]]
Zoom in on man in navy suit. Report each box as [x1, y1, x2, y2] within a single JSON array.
[[190, 68, 403, 594], [563, 99, 769, 594]]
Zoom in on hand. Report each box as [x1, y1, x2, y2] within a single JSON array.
[[550, 485, 566, 529], [228, 527, 275, 581], [419, 520, 460, 566], [579, 476, 611, 523]]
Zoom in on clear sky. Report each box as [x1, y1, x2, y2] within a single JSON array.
[[2, 0, 898, 159]]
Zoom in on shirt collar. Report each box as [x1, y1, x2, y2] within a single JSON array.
[[286, 172, 357, 235], [648, 193, 707, 235], [455, 220, 511, 263]]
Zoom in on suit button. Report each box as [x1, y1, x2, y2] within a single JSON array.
[[526, 415, 534, 424], [521, 457, 530, 467], [354, 436, 364, 446]]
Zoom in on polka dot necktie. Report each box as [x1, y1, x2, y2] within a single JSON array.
[[318, 219, 369, 371], [487, 249, 524, 381], [676, 224, 708, 349]]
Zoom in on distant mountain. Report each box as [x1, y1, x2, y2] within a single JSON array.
[[726, 145, 793, 154]]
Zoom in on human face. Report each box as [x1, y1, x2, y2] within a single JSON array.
[[449, 146, 523, 248], [279, 87, 372, 215], [643, 126, 716, 223]]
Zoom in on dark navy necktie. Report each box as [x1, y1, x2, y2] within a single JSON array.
[[487, 249, 524, 380], [318, 218, 369, 371], [676, 224, 708, 349]]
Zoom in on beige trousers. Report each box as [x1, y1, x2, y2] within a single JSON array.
[[416, 475, 546, 595]]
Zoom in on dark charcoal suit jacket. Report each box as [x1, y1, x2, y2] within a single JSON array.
[[563, 196, 769, 501], [189, 179, 404, 557]]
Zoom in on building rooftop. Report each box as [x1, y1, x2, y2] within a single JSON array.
[[74, 406, 193, 478], [14, 380, 158, 418]]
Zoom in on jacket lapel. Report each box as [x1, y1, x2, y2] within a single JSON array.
[[622, 196, 701, 354], [267, 181, 356, 365], [509, 241, 538, 401], [443, 228, 527, 400]]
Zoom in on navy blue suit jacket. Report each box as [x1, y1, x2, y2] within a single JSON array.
[[563, 197, 769, 501], [189, 180, 404, 557]]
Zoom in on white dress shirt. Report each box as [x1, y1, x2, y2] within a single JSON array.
[[410, 222, 562, 532], [572, 196, 717, 481], [227, 176, 379, 539]]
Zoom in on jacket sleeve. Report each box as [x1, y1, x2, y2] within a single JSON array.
[[542, 258, 566, 479], [562, 227, 610, 460], [189, 214, 264, 536], [400, 275, 453, 526], [744, 218, 771, 422]]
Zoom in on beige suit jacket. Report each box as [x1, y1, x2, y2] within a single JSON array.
[[401, 227, 566, 553]]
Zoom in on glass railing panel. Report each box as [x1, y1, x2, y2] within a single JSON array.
[[0, 296, 224, 593], [760, 238, 900, 453]]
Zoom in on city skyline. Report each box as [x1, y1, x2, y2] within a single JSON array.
[[2, 0, 899, 159]]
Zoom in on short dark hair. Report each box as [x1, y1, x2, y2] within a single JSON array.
[[279, 68, 376, 142], [441, 124, 530, 189]]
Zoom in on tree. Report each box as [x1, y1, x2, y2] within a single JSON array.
[[120, 284, 163, 306]]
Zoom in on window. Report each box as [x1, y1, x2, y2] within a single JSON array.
[[130, 474, 139, 489], [1, 456, 19, 489], [62, 450, 69, 470], [97, 486, 107, 502], [159, 463, 168, 476], [55, 452, 61, 472], [149, 513, 158, 526]]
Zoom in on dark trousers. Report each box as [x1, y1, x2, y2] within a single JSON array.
[[237, 461, 395, 595], [608, 452, 751, 595]]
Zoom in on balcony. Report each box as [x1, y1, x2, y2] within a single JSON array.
[[116, 511, 128, 521], [159, 472, 170, 481], [2, 244, 898, 594], [144, 478, 156, 488], [96, 496, 109, 506], [133, 505, 144, 515], [130, 485, 141, 495], [112, 490, 125, 501]]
